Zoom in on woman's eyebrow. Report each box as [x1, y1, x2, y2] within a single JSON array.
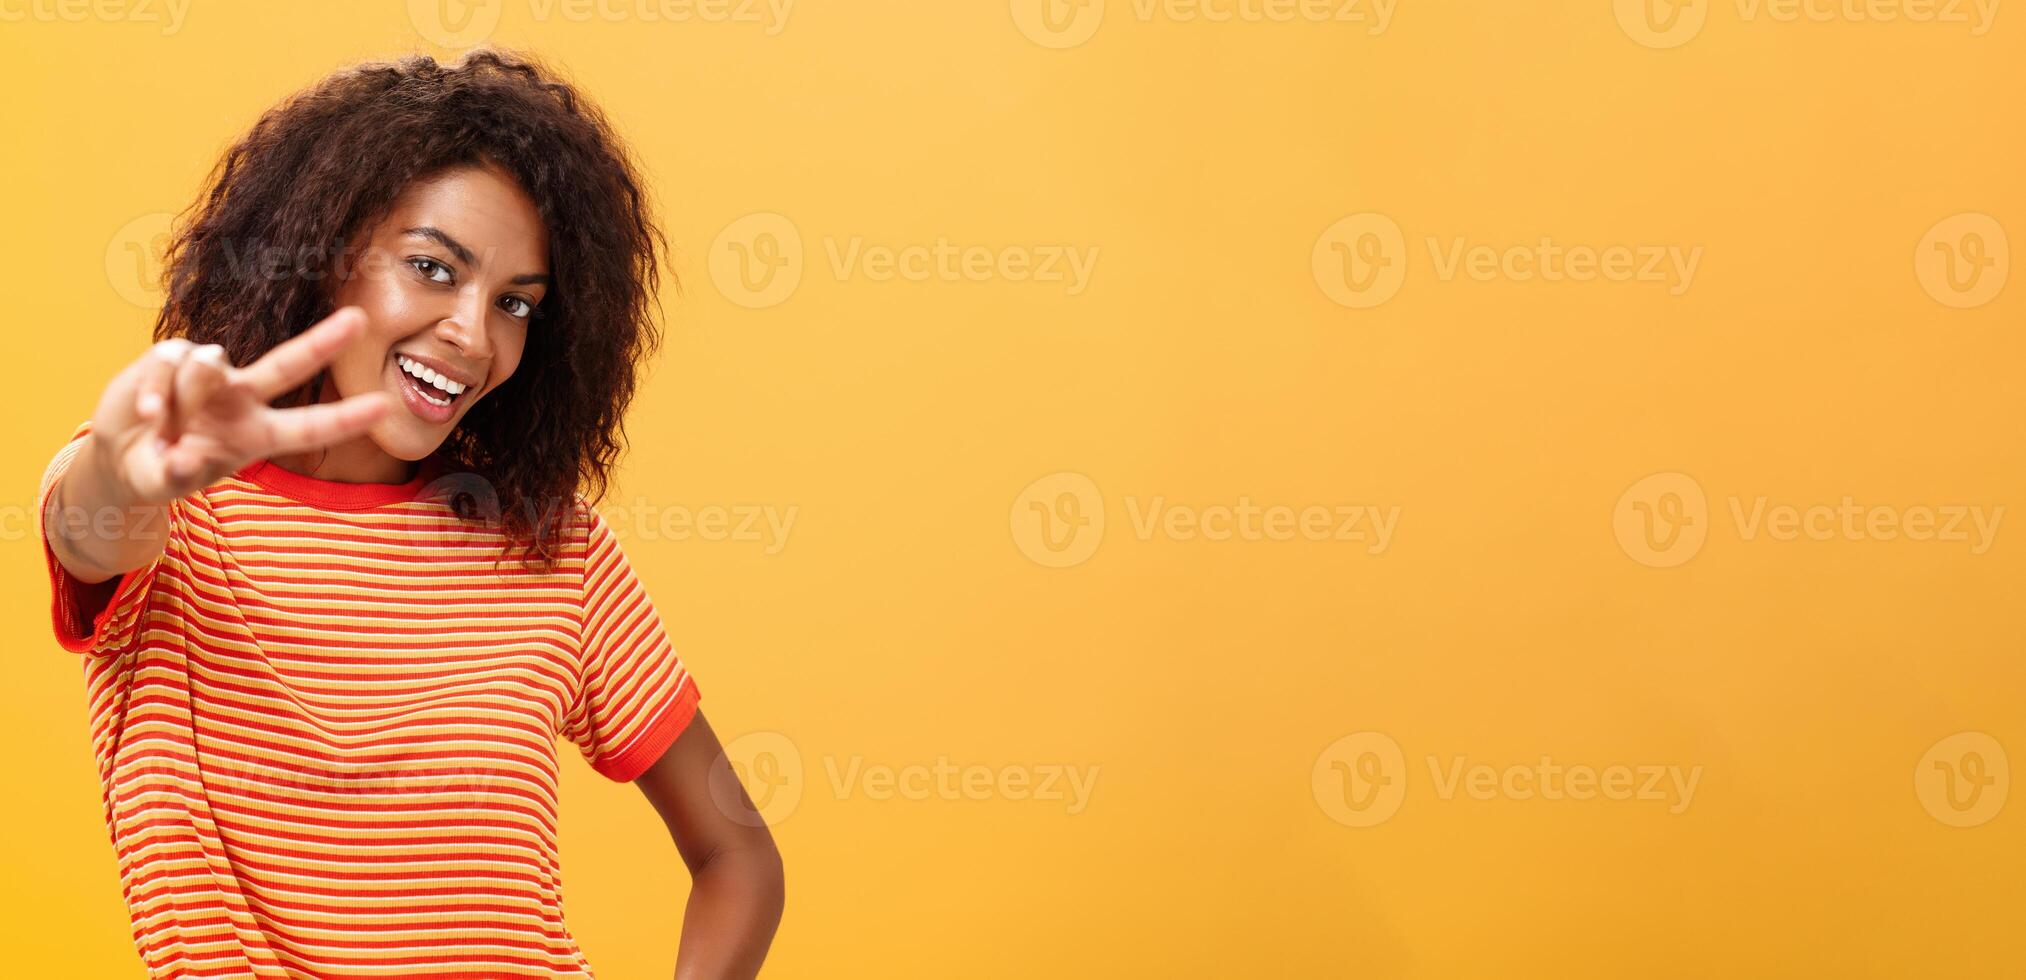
[[404, 226, 550, 285], [403, 226, 475, 265]]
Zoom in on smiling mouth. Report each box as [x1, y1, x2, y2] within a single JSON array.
[[395, 354, 470, 409]]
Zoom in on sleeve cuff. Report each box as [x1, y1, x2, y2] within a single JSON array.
[[44, 529, 160, 656], [596, 680, 702, 783]]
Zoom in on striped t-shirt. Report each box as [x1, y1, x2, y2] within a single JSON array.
[[36, 421, 701, 978]]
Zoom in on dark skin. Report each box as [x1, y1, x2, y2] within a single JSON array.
[[69, 163, 786, 975], [636, 712, 787, 979]]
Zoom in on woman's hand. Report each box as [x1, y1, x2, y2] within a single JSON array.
[[89, 306, 395, 506]]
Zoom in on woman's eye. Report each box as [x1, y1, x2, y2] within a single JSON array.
[[409, 257, 454, 284], [500, 296, 534, 319]]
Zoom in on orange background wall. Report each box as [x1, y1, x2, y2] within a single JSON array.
[[2, 1, 2021, 976]]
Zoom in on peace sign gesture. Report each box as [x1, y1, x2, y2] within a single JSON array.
[[89, 307, 395, 506]]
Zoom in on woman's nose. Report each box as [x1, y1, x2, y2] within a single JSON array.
[[436, 289, 494, 358]]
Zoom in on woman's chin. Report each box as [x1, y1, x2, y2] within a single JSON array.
[[370, 421, 449, 463]]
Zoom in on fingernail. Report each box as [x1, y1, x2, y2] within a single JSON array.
[[138, 391, 162, 416]]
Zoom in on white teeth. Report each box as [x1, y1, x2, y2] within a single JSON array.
[[397, 355, 466, 396]]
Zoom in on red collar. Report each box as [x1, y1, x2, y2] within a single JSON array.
[[235, 455, 446, 509]]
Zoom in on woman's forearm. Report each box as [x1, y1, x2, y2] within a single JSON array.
[[46, 434, 172, 585], [674, 845, 785, 980]]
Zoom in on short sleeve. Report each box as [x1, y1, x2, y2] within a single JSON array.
[[37, 421, 174, 658], [562, 504, 701, 782]]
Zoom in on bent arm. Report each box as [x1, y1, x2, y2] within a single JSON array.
[[634, 710, 785, 980]]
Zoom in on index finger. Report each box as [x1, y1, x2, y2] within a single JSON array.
[[261, 391, 395, 458], [237, 307, 367, 401]]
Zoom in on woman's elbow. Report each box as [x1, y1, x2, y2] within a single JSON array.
[[751, 841, 785, 921]]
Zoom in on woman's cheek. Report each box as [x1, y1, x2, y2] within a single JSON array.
[[497, 327, 529, 384]]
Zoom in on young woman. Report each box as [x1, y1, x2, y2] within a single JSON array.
[[37, 50, 783, 978]]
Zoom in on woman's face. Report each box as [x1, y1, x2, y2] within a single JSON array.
[[322, 163, 551, 461]]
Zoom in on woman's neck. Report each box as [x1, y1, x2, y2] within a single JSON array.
[[267, 439, 418, 486]]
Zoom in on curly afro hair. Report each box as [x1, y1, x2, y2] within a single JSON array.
[[153, 47, 668, 573]]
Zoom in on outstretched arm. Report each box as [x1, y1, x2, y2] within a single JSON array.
[[634, 710, 786, 980], [49, 307, 392, 584]]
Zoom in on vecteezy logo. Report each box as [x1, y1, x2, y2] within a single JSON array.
[[1614, 472, 1709, 568], [1010, 472, 1105, 568], [1010, 0, 1104, 49], [713, 731, 803, 827], [408, 0, 503, 48], [1614, 0, 1708, 49], [1915, 213, 2009, 309], [1313, 732, 1407, 827], [1915, 732, 2008, 828], [1313, 213, 1407, 309], [105, 212, 175, 309], [709, 212, 805, 309]]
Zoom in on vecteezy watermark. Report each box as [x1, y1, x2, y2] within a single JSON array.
[[103, 221, 552, 309], [410, 476, 799, 555], [1009, 471, 1399, 568], [407, 0, 793, 48], [588, 495, 798, 554], [1614, 0, 1712, 46], [1915, 212, 2009, 309], [1615, 0, 2000, 49], [1310, 732, 1407, 826], [37, 500, 175, 550], [1915, 731, 2008, 828], [708, 212, 1099, 309], [1613, 472, 2004, 568], [1311, 213, 1406, 309], [1312, 213, 1703, 309], [1010, 0, 1396, 49], [1120, 497, 1398, 550], [1313, 732, 1703, 827], [27, 476, 797, 557], [824, 756, 1100, 814], [712, 731, 804, 827], [114, 208, 1090, 314], [0, 0, 191, 33], [106, 211, 175, 308], [1008, 472, 1106, 568], [711, 731, 1100, 827]]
